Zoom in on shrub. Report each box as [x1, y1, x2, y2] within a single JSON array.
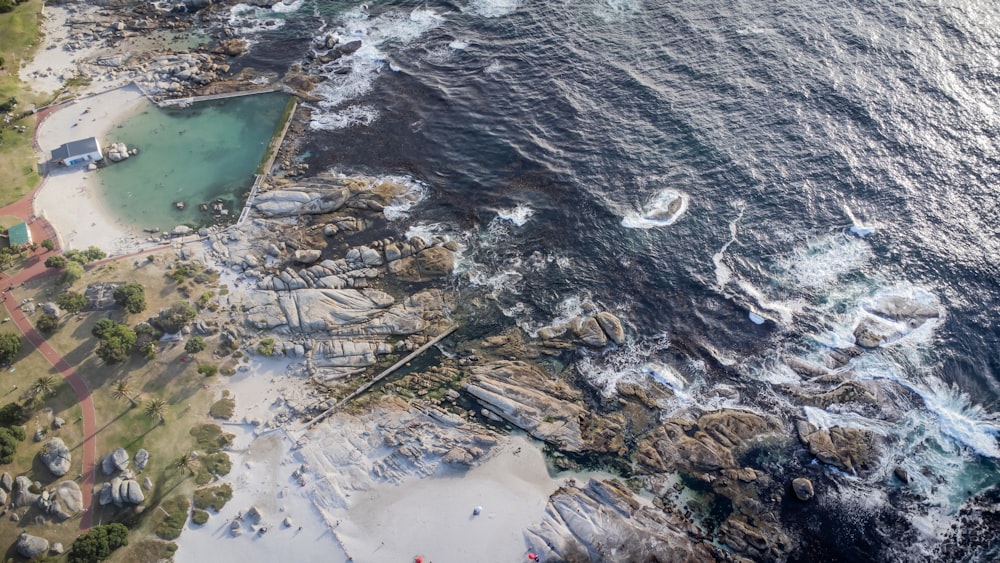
[[209, 396, 235, 420], [154, 302, 197, 333], [193, 483, 233, 512], [35, 312, 59, 334], [154, 496, 190, 540], [197, 364, 218, 377], [0, 426, 21, 464], [0, 402, 27, 426], [93, 322, 137, 364], [56, 291, 87, 314], [191, 509, 210, 525], [67, 523, 130, 563], [62, 261, 84, 285], [190, 424, 233, 453], [41, 239, 55, 251], [44, 255, 66, 269], [185, 335, 206, 355], [141, 342, 157, 360], [0, 332, 21, 364], [257, 337, 275, 356]]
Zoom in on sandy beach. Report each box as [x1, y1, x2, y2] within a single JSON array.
[[32, 86, 155, 254], [173, 355, 569, 563]]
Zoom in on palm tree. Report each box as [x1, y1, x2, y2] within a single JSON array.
[[33, 375, 57, 397], [144, 398, 166, 424], [111, 377, 138, 407], [173, 452, 195, 476]]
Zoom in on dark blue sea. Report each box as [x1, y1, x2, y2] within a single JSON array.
[[226, 0, 1000, 559]]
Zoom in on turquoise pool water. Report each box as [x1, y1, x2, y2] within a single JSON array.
[[95, 92, 288, 232]]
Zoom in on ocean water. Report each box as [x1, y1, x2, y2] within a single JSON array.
[[95, 92, 288, 231], [222, 0, 1000, 559]]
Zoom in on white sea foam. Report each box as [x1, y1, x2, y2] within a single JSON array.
[[483, 60, 504, 75], [495, 203, 534, 227], [621, 189, 690, 229], [227, 3, 288, 33], [465, 0, 521, 18], [843, 203, 876, 237], [381, 176, 429, 221], [310, 104, 380, 130], [270, 0, 303, 14], [777, 234, 873, 290], [592, 0, 643, 23], [309, 7, 446, 130], [448, 40, 470, 50]]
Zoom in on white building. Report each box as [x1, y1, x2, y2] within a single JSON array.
[[51, 137, 103, 167]]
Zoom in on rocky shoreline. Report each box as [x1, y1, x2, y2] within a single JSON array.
[[22, 2, 999, 561]]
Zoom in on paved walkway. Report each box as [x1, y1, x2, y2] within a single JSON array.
[[0, 106, 99, 531]]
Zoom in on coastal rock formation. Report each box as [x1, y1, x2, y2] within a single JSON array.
[[792, 477, 815, 501], [796, 420, 878, 474], [16, 533, 49, 560], [102, 447, 130, 475], [39, 438, 72, 477], [526, 479, 718, 562], [297, 397, 501, 508], [536, 312, 627, 348], [463, 360, 625, 454], [106, 142, 130, 162], [253, 187, 349, 218]]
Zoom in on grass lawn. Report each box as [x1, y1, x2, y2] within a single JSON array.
[[8, 247, 237, 561], [0, 0, 45, 206]]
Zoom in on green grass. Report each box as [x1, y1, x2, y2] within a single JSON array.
[[0, 0, 45, 205], [190, 423, 233, 453]]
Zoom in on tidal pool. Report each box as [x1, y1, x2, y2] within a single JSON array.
[[96, 91, 289, 232]]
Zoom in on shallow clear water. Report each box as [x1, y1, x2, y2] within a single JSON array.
[[95, 92, 288, 231]]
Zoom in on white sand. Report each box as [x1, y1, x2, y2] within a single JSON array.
[[19, 5, 129, 97], [33, 86, 155, 254], [172, 357, 568, 563]]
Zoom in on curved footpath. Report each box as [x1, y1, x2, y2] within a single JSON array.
[[0, 105, 99, 531]]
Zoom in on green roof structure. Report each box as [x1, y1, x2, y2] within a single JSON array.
[[7, 222, 31, 247]]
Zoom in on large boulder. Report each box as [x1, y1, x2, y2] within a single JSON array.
[[102, 447, 130, 475], [134, 449, 150, 471], [51, 481, 84, 519], [39, 438, 71, 477], [792, 477, 814, 501], [595, 311, 626, 345], [123, 479, 145, 504], [16, 533, 49, 560], [252, 188, 349, 217], [12, 476, 39, 508], [0, 471, 11, 491]]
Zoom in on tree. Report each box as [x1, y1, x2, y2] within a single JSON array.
[[0, 402, 26, 426], [62, 261, 84, 285], [35, 312, 59, 334], [45, 255, 66, 269], [84, 246, 106, 262], [154, 302, 197, 333], [33, 375, 57, 397], [112, 377, 138, 407], [0, 332, 21, 364], [184, 335, 206, 355], [0, 426, 20, 464], [113, 283, 146, 314], [41, 238, 55, 251], [68, 523, 129, 563], [56, 291, 87, 314], [173, 452, 194, 475], [93, 321, 137, 364], [144, 398, 166, 424], [197, 364, 218, 377]]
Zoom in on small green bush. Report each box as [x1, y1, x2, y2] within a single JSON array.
[[193, 483, 233, 512], [257, 337, 275, 356], [209, 397, 235, 420], [191, 509, 210, 525]]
